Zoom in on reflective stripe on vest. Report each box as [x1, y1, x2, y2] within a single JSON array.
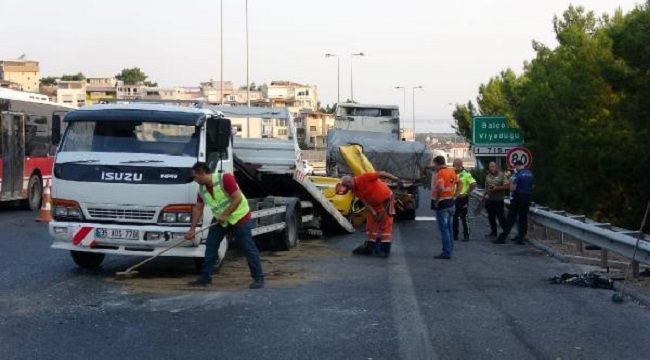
[[198, 173, 250, 226], [432, 168, 457, 200]]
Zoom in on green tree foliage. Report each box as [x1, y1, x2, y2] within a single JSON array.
[[60, 72, 85, 81], [39, 77, 58, 86], [451, 101, 476, 139], [453, 3, 650, 229], [115, 67, 156, 86]]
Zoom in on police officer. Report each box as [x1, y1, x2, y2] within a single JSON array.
[[494, 160, 534, 244], [452, 159, 476, 241]]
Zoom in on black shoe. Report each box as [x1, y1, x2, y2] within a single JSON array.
[[462, 235, 470, 242], [485, 233, 497, 239], [249, 279, 264, 289], [513, 239, 525, 245], [434, 254, 451, 260], [188, 278, 211, 287], [493, 235, 506, 244], [453, 237, 458, 241], [352, 243, 372, 255]]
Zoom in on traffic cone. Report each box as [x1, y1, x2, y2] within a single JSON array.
[[36, 180, 53, 223]]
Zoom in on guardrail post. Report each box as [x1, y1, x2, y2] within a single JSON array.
[[559, 231, 564, 245], [601, 249, 608, 268], [543, 226, 549, 240], [577, 239, 584, 254]]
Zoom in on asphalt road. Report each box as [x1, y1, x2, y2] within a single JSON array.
[[1, 194, 649, 360]]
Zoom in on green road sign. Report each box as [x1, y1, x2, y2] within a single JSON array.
[[472, 116, 524, 145]]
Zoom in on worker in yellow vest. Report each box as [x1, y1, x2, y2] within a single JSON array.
[[453, 159, 477, 241], [185, 162, 264, 289]]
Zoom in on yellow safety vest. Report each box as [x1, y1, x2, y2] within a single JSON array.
[[198, 173, 250, 226]]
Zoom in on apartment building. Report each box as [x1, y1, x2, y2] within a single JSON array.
[[57, 80, 87, 107], [265, 81, 318, 115], [0, 60, 40, 92]]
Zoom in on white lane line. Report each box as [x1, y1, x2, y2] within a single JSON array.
[[389, 227, 438, 360], [415, 216, 436, 221]]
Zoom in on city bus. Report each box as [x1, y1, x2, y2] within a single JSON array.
[[0, 88, 75, 210]]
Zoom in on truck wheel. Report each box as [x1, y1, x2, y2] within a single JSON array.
[[193, 235, 229, 273], [70, 251, 105, 268], [22, 174, 42, 211], [273, 200, 300, 251]]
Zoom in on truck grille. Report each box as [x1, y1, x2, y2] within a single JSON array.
[[87, 208, 157, 221]]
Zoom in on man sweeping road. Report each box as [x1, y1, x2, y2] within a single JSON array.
[[453, 159, 476, 241], [186, 162, 264, 289], [339, 171, 399, 257]]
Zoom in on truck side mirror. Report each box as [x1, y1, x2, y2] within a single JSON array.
[[206, 117, 232, 154], [52, 114, 62, 146]]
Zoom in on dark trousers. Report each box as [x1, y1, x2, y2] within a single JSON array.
[[485, 199, 506, 235], [453, 196, 470, 240], [501, 195, 531, 241], [201, 219, 264, 282]]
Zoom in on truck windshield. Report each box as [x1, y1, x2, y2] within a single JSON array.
[[60, 120, 199, 156]]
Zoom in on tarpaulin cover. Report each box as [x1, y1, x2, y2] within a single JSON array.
[[326, 129, 433, 181]]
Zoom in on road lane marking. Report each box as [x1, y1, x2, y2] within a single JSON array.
[[389, 227, 438, 360], [415, 216, 436, 221]]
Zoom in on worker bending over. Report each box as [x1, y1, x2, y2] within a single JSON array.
[[338, 171, 400, 257]]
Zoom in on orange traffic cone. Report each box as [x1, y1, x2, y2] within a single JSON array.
[[36, 180, 53, 222]]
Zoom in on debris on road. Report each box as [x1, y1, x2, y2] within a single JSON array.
[[548, 272, 614, 290]]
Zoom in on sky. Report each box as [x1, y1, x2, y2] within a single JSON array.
[[0, 0, 643, 132]]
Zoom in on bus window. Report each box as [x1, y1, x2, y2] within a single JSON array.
[[25, 115, 49, 157]]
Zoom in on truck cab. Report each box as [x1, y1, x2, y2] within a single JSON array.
[[49, 104, 232, 267]]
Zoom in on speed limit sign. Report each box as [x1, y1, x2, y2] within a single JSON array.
[[506, 147, 533, 168]]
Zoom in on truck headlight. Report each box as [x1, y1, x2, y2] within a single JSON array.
[[52, 199, 84, 221], [159, 204, 193, 224]]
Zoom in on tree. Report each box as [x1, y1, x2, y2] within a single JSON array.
[[39, 77, 58, 86], [115, 67, 155, 85], [60, 72, 85, 81], [451, 101, 476, 140]]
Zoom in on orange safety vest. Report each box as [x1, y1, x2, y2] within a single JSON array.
[[432, 167, 458, 201]]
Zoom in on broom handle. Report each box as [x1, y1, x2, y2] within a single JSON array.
[[124, 221, 222, 273]]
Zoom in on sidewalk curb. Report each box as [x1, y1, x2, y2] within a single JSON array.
[[530, 239, 650, 307]]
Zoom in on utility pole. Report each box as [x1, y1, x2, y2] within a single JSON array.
[[245, 0, 251, 137], [394, 86, 406, 138], [325, 53, 340, 104], [219, 0, 224, 105], [412, 86, 423, 140], [350, 52, 364, 102]]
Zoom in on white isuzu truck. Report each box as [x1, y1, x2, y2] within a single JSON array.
[[49, 103, 353, 269]]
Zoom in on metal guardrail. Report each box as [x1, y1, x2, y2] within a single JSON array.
[[471, 189, 650, 268]]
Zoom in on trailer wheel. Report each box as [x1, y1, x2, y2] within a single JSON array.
[[22, 174, 42, 211], [70, 251, 105, 268], [273, 200, 300, 251]]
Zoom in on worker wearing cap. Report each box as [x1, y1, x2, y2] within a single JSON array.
[[495, 160, 534, 244], [339, 171, 399, 257], [185, 161, 264, 289], [453, 159, 477, 241]]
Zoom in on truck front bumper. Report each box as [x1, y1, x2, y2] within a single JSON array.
[[49, 221, 206, 257]]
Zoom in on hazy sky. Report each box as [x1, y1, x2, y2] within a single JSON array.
[[0, 0, 642, 132]]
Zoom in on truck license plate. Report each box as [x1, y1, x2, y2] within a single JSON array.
[[95, 228, 139, 240]]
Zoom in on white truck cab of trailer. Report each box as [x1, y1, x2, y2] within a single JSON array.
[[49, 104, 241, 267]]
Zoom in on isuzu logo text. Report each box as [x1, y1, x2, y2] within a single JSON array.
[[101, 171, 143, 182], [160, 174, 178, 179]]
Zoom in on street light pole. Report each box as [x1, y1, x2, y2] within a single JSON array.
[[394, 86, 406, 138], [245, 0, 250, 137], [350, 52, 364, 102], [325, 53, 340, 104], [219, 0, 223, 105], [412, 86, 423, 140]]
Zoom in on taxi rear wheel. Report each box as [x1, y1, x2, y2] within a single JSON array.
[[70, 251, 105, 268]]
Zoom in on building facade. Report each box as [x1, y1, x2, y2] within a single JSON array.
[[56, 80, 87, 107], [265, 81, 318, 115], [295, 111, 334, 149], [0, 60, 40, 92]]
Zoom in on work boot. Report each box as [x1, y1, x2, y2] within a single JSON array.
[[513, 238, 525, 245], [352, 242, 372, 255], [493, 234, 506, 244], [485, 233, 497, 239], [434, 254, 451, 260], [463, 234, 470, 242], [249, 279, 264, 289], [379, 242, 391, 258], [188, 277, 212, 287]]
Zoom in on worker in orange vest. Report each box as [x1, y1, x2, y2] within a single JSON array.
[[431, 156, 459, 259], [338, 171, 400, 257]]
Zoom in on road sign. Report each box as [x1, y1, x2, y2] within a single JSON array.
[[506, 147, 533, 168], [472, 146, 515, 156], [472, 116, 524, 146]]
